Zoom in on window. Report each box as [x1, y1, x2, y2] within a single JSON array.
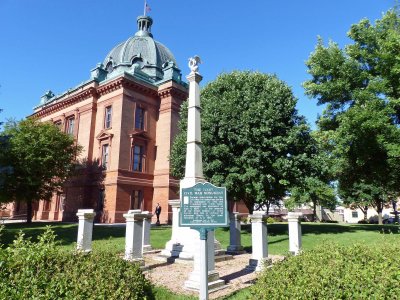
[[43, 200, 51, 212], [132, 145, 144, 172], [352, 211, 358, 218], [104, 106, 112, 129], [130, 190, 143, 210], [54, 121, 62, 129], [101, 144, 109, 170], [66, 117, 75, 135], [106, 62, 113, 73], [135, 107, 145, 130], [131, 57, 144, 68], [54, 193, 64, 211]]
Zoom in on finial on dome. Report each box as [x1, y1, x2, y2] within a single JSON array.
[[135, 15, 153, 37]]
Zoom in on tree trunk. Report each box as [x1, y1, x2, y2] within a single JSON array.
[[313, 200, 317, 222], [376, 203, 383, 225], [359, 205, 368, 222], [364, 206, 368, 221], [378, 211, 383, 225], [357, 205, 368, 223], [375, 199, 383, 225], [26, 199, 33, 224], [392, 200, 399, 224], [243, 199, 254, 214]]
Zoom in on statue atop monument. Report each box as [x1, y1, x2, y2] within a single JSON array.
[[188, 55, 202, 73]]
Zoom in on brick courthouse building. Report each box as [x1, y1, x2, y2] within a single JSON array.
[[9, 15, 188, 223]]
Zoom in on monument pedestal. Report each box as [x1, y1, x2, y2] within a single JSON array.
[[184, 270, 225, 292], [246, 211, 270, 272], [288, 212, 302, 255], [124, 210, 147, 266], [76, 209, 95, 252], [226, 212, 246, 255]]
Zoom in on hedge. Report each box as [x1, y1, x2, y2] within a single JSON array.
[[0, 226, 153, 300], [250, 237, 400, 299]]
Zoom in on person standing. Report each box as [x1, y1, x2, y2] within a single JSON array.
[[155, 203, 162, 225]]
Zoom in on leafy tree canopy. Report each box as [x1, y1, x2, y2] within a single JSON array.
[[0, 118, 81, 222], [304, 9, 400, 223], [171, 71, 314, 213], [287, 131, 337, 220]]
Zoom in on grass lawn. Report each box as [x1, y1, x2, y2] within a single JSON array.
[[1, 221, 399, 299], [1, 221, 399, 254]]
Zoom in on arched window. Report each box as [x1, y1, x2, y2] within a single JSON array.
[[131, 57, 144, 68], [106, 62, 113, 73]]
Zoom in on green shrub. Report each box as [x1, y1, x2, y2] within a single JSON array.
[[0, 226, 153, 300], [239, 216, 249, 224], [250, 239, 400, 299], [264, 217, 276, 224]]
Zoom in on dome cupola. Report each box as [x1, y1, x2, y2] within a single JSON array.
[[103, 15, 177, 81]]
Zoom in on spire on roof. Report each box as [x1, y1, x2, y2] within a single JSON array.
[[135, 15, 153, 37]]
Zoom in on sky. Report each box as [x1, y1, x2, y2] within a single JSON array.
[[0, 0, 395, 128]]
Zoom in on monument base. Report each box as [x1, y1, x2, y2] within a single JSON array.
[[143, 245, 153, 253], [124, 257, 145, 267], [184, 270, 226, 292], [160, 240, 194, 259], [246, 257, 272, 272], [226, 245, 246, 255]]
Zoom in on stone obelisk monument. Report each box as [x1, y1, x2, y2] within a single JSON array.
[[160, 56, 224, 291]]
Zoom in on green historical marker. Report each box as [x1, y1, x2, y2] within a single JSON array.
[[179, 182, 228, 231]]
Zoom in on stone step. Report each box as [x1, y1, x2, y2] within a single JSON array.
[[215, 249, 226, 256], [225, 249, 247, 255], [215, 254, 234, 262], [208, 279, 227, 292]]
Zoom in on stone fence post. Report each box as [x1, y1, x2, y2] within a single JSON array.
[[227, 212, 245, 254], [288, 212, 302, 255], [124, 210, 147, 265], [142, 211, 153, 252], [160, 199, 184, 257], [76, 209, 95, 252], [247, 211, 270, 271]]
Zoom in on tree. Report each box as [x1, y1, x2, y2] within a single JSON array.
[[304, 9, 400, 224], [170, 71, 313, 213], [0, 118, 81, 223], [287, 132, 337, 221]]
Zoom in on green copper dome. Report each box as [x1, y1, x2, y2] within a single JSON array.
[[103, 16, 177, 81]]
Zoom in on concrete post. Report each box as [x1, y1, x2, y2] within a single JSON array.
[[288, 212, 302, 255], [247, 211, 270, 271], [124, 210, 146, 265], [227, 212, 245, 254], [142, 211, 153, 252], [160, 199, 186, 257], [76, 209, 95, 252]]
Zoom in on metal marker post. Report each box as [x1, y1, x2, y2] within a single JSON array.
[[198, 228, 209, 300], [180, 182, 228, 295]]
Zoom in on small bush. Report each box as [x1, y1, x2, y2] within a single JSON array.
[[0, 226, 153, 300], [264, 217, 277, 224], [250, 240, 400, 299], [240, 216, 249, 224]]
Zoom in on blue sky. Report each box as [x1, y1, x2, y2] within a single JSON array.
[[0, 0, 395, 127]]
